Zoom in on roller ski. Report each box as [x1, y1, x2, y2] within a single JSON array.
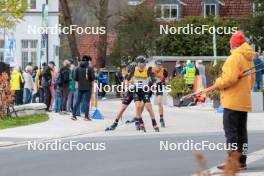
[[153, 125, 160, 132], [160, 118, 165, 128], [135, 120, 140, 131], [139, 123, 146, 132], [125, 117, 136, 124], [105, 122, 118, 131]]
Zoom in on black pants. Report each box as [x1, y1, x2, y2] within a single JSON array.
[[15, 90, 23, 105], [60, 85, 69, 111], [39, 88, 44, 103], [223, 108, 248, 164], [43, 86, 51, 111]]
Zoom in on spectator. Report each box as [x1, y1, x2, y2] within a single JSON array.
[[196, 60, 207, 88], [54, 71, 62, 113], [23, 65, 34, 104], [98, 69, 109, 100], [41, 61, 55, 111], [253, 54, 264, 92], [49, 65, 57, 111], [172, 61, 182, 78], [35, 63, 46, 103], [67, 60, 76, 112], [72, 55, 95, 121], [114, 67, 123, 97], [10, 66, 24, 105], [212, 32, 256, 170], [32, 66, 38, 82], [59, 60, 71, 112], [181, 60, 196, 88]]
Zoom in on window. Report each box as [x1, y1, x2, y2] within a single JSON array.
[[204, 4, 216, 17], [28, 0, 36, 9], [0, 40, 4, 62], [21, 40, 38, 69], [155, 4, 179, 20]]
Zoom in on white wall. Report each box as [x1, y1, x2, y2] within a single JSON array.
[[0, 0, 60, 68]]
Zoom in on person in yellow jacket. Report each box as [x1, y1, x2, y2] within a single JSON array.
[[211, 32, 256, 171], [35, 63, 46, 103], [10, 66, 24, 105]]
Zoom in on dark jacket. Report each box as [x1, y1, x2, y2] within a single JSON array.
[[59, 66, 71, 87], [41, 66, 52, 87], [74, 61, 95, 91]]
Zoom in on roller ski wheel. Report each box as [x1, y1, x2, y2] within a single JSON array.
[[160, 118, 165, 128], [105, 123, 118, 131], [153, 125, 160, 132], [139, 124, 146, 133]]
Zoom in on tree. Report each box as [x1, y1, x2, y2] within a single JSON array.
[[87, 0, 121, 68], [97, 0, 109, 68], [60, 0, 80, 65], [110, 4, 158, 65], [243, 0, 264, 52], [156, 16, 239, 56], [0, 0, 27, 29]]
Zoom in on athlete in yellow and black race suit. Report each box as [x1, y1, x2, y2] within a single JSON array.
[[126, 56, 159, 132], [151, 60, 168, 128]]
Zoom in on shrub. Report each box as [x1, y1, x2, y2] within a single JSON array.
[[168, 75, 193, 97], [0, 73, 15, 118]]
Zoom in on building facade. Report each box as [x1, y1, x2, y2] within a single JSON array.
[[134, 0, 252, 20], [0, 0, 60, 68], [80, 0, 253, 66]]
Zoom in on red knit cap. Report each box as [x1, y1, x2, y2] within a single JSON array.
[[230, 32, 246, 48]]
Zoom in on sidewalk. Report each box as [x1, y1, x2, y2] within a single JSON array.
[[0, 99, 264, 143]]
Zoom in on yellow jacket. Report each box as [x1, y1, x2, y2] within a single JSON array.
[[214, 43, 256, 112], [10, 70, 24, 91], [35, 68, 42, 88]]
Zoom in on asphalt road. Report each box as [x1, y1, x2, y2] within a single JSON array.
[[0, 132, 264, 176]]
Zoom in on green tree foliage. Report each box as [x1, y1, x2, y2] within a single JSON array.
[[110, 4, 159, 65], [0, 0, 27, 29], [243, 0, 264, 51], [157, 16, 239, 56]]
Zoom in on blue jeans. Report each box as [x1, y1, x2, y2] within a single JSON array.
[[54, 95, 62, 112], [73, 90, 92, 118], [24, 88, 32, 104]]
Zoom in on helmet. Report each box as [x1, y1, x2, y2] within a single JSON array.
[[136, 55, 146, 64]]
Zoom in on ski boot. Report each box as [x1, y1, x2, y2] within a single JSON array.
[[105, 122, 118, 131], [153, 125, 160, 132], [160, 118, 165, 128], [135, 120, 140, 131]]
